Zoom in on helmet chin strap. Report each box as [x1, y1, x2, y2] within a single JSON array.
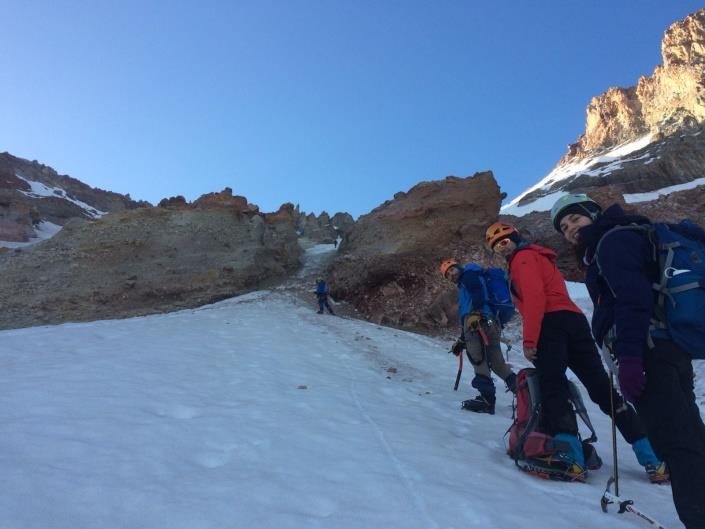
[[579, 203, 600, 221]]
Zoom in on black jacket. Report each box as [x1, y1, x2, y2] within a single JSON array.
[[578, 204, 656, 360]]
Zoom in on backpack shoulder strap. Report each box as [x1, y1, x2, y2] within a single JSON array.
[[594, 224, 654, 297]]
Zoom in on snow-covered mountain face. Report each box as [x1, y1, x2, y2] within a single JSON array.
[[502, 8, 705, 219], [0, 245, 699, 528], [498, 128, 705, 283], [497, 9, 705, 285], [0, 152, 147, 248], [501, 128, 705, 217]]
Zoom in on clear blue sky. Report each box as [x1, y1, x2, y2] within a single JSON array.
[[2, 1, 702, 217]]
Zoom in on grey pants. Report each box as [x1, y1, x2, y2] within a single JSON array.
[[464, 320, 513, 381]]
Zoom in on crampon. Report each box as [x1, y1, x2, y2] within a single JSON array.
[[517, 456, 586, 483]]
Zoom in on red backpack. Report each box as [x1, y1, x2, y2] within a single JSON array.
[[506, 368, 601, 475]]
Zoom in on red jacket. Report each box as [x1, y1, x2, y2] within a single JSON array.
[[507, 244, 582, 349]]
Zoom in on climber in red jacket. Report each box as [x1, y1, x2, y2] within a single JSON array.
[[485, 221, 665, 484]]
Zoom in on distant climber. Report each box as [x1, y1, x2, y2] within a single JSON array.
[[315, 278, 335, 315]]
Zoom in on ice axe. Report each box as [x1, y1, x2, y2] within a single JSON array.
[[601, 477, 668, 528], [453, 349, 463, 391]]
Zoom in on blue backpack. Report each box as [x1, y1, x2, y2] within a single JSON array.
[[316, 280, 327, 295], [464, 264, 516, 325], [597, 220, 705, 360], [484, 267, 516, 325]]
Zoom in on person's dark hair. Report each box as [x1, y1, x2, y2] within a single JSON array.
[[508, 231, 522, 244]]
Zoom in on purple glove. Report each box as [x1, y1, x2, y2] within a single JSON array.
[[618, 356, 646, 403]]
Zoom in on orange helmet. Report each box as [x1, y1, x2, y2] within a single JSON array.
[[439, 259, 459, 277], [485, 222, 518, 249]]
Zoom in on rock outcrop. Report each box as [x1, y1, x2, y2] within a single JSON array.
[[0, 152, 148, 244], [501, 8, 705, 283], [505, 9, 705, 215], [327, 172, 503, 332], [0, 197, 301, 330], [295, 208, 355, 244], [563, 8, 705, 163]]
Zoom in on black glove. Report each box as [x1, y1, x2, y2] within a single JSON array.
[[450, 338, 466, 356]]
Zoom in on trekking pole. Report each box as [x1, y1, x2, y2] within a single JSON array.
[[608, 369, 619, 497], [453, 351, 463, 391], [601, 477, 668, 528], [599, 368, 666, 528]]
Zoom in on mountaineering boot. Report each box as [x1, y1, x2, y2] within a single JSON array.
[[553, 433, 585, 467], [542, 433, 587, 482], [631, 437, 670, 484], [582, 441, 603, 471], [645, 462, 670, 484], [461, 394, 495, 414], [317, 309, 324, 314]]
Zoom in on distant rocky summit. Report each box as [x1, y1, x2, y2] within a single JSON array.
[[327, 172, 503, 332], [504, 8, 705, 214], [0, 152, 147, 246], [563, 8, 705, 162], [0, 189, 302, 330], [501, 8, 705, 280]]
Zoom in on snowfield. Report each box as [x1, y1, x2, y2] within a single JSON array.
[[0, 248, 700, 528]]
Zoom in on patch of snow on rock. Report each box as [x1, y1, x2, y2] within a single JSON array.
[[624, 177, 705, 203], [16, 173, 106, 218]]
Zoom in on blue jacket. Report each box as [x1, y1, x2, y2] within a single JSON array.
[[456, 264, 491, 335], [579, 204, 655, 360], [316, 280, 328, 298]]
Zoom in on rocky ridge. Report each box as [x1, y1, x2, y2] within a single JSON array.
[[564, 8, 705, 163], [499, 8, 705, 282], [0, 152, 147, 244], [507, 9, 705, 213], [295, 208, 355, 244], [0, 190, 302, 330]]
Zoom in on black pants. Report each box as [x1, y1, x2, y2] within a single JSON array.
[[535, 311, 645, 443], [636, 339, 705, 529], [317, 295, 333, 313]]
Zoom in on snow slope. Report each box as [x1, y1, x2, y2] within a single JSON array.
[[501, 135, 654, 216], [0, 248, 698, 528]]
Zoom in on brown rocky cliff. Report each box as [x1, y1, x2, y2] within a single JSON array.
[[327, 172, 503, 332], [0, 202, 301, 330]]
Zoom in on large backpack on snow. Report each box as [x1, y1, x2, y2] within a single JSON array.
[[506, 368, 601, 477], [595, 219, 705, 360], [463, 264, 516, 325]]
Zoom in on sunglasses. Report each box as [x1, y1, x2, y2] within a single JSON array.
[[492, 238, 512, 252]]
